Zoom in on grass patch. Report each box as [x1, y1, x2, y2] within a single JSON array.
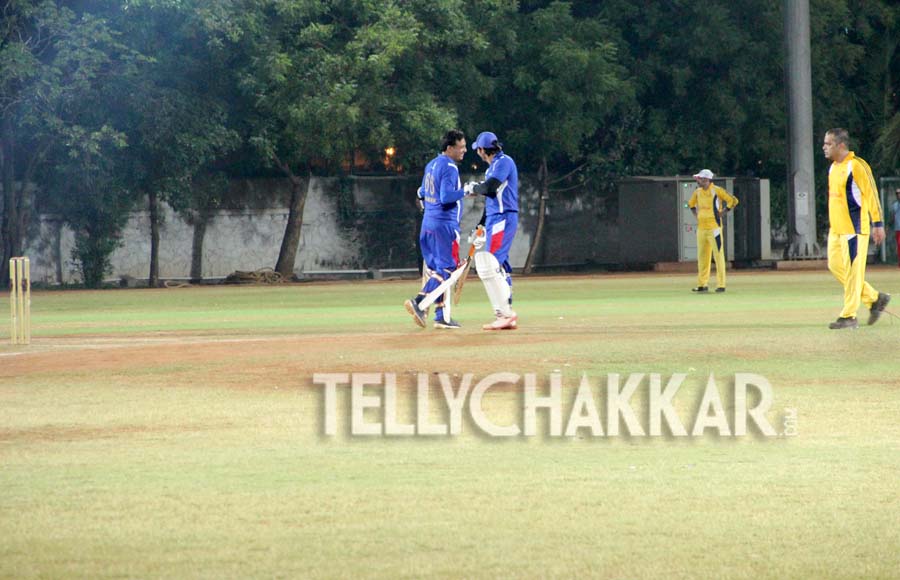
[[2, 269, 899, 578]]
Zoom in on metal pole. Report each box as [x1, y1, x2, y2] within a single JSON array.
[[880, 178, 886, 263], [8, 259, 15, 344], [785, 0, 819, 257]]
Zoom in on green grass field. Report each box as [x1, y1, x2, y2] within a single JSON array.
[[2, 269, 899, 579]]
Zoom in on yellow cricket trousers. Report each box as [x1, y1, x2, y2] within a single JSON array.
[[827, 231, 880, 319], [696, 227, 726, 289]]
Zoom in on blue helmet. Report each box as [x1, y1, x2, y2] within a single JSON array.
[[471, 131, 502, 151]]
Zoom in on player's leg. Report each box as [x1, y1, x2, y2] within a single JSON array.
[[441, 288, 452, 322], [839, 235, 865, 319], [847, 234, 882, 317], [826, 232, 858, 328], [850, 234, 882, 312], [712, 230, 727, 290], [895, 231, 900, 267], [829, 232, 865, 323], [431, 223, 461, 329], [826, 231, 848, 286], [828, 232, 855, 316], [694, 229, 712, 291], [492, 211, 517, 305], [866, 282, 891, 325], [475, 251, 516, 330], [405, 224, 441, 327], [477, 214, 517, 330]]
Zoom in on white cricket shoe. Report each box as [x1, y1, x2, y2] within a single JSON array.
[[482, 311, 518, 331]]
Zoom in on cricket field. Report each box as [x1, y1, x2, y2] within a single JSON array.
[[2, 269, 899, 579]]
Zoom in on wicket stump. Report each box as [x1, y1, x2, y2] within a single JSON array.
[[9, 257, 31, 344]]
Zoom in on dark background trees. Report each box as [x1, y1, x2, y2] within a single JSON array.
[[1, 1, 136, 284], [2, 0, 899, 285]]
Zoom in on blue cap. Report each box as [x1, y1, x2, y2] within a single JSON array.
[[471, 131, 502, 151]]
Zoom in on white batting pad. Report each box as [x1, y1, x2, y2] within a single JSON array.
[[475, 251, 512, 317], [442, 289, 452, 322]]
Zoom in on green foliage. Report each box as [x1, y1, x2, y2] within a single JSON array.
[[0, 0, 140, 282], [876, 113, 900, 168], [230, 0, 508, 174], [508, 2, 628, 163], [590, 0, 786, 179], [111, 0, 241, 212], [46, 125, 133, 288], [3, 0, 900, 269], [72, 226, 123, 288]]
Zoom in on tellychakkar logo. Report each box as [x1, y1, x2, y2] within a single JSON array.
[[313, 372, 798, 438]]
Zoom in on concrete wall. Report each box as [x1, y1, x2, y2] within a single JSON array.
[[22, 175, 554, 284]]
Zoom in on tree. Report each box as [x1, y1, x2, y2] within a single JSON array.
[[109, 1, 240, 286], [43, 125, 132, 287], [876, 114, 900, 168], [230, 0, 496, 277], [875, 12, 900, 170], [592, 0, 899, 233], [483, 2, 629, 272], [1, 0, 135, 284]]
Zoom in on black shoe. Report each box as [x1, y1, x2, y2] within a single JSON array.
[[691, 286, 709, 293], [828, 317, 858, 330], [715, 287, 726, 293], [867, 293, 891, 326], [434, 319, 461, 330], [404, 299, 426, 328]]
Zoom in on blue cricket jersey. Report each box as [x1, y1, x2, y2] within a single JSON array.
[[418, 154, 464, 223], [484, 152, 518, 216]]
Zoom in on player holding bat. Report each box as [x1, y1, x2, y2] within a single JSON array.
[[404, 130, 468, 329], [464, 131, 520, 331]]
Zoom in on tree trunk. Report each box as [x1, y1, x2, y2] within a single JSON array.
[[148, 191, 160, 287], [523, 156, 549, 275], [884, 32, 897, 122], [1, 115, 21, 286], [274, 168, 310, 278], [54, 219, 64, 284], [190, 209, 210, 283]]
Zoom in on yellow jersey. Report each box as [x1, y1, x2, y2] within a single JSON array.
[[688, 185, 739, 230], [827, 152, 883, 235]]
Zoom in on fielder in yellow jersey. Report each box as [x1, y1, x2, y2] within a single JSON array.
[[687, 169, 739, 293], [822, 128, 890, 329]]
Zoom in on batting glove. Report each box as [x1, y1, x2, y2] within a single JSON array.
[[469, 227, 486, 250]]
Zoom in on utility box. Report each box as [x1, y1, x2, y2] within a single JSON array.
[[617, 176, 771, 265], [730, 177, 772, 261]]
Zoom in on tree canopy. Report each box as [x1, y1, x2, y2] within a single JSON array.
[[2, 0, 899, 284]]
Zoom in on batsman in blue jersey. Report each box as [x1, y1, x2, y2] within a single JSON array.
[[405, 130, 468, 329], [464, 131, 519, 330]]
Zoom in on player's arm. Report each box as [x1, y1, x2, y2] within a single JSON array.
[[854, 159, 885, 243], [416, 184, 425, 212], [472, 177, 502, 198], [471, 157, 511, 198], [854, 160, 883, 224], [687, 191, 698, 218], [717, 187, 739, 211], [438, 167, 465, 205]]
